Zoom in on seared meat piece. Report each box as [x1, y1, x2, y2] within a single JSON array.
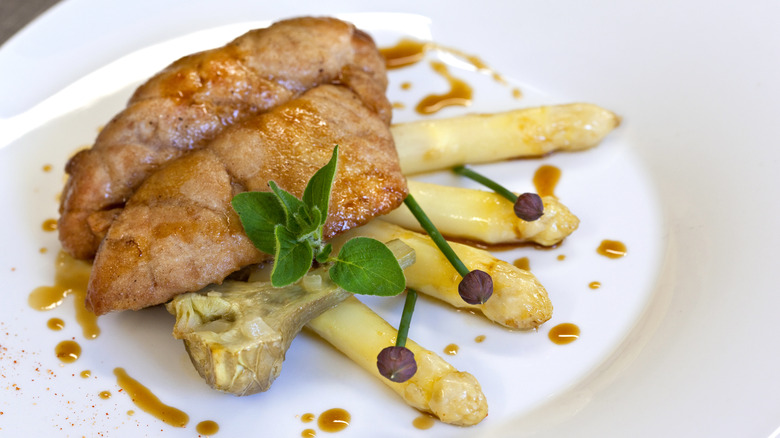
[[59, 17, 390, 260], [86, 85, 407, 315]]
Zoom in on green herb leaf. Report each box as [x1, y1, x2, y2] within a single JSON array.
[[232, 146, 407, 299], [231, 192, 287, 254], [293, 205, 322, 238], [271, 224, 314, 287], [331, 237, 406, 296], [315, 243, 333, 264], [268, 181, 308, 232], [302, 146, 339, 227]]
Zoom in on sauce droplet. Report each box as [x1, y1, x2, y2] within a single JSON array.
[[415, 61, 472, 115], [597, 240, 627, 259], [380, 38, 507, 84], [29, 285, 68, 311], [444, 343, 459, 355], [512, 88, 523, 99], [196, 420, 219, 436], [41, 218, 58, 232], [400, 81, 412, 90], [29, 251, 100, 339], [533, 165, 561, 198], [589, 281, 602, 290], [55, 340, 81, 363], [513, 257, 530, 271], [39, 247, 48, 254], [317, 408, 350, 433], [301, 429, 316, 438], [548, 323, 580, 345], [127, 410, 135, 416], [80, 370, 91, 378], [43, 164, 53, 172], [556, 254, 566, 261], [380, 38, 430, 69], [113, 367, 189, 428], [392, 101, 406, 109], [47, 318, 65, 331], [99, 390, 111, 399], [413, 413, 436, 430], [474, 335, 486, 343], [301, 413, 315, 423]]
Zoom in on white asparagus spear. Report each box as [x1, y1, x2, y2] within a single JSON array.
[[391, 103, 619, 174], [382, 180, 580, 246], [307, 296, 488, 426], [167, 240, 415, 396], [333, 220, 552, 329], [170, 240, 488, 425]]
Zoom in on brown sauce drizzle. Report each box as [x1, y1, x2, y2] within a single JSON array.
[[29, 284, 68, 311], [533, 165, 561, 198], [448, 236, 533, 252], [113, 367, 189, 428], [380, 38, 508, 85], [29, 251, 99, 339], [317, 408, 350, 433], [513, 257, 530, 271], [548, 323, 580, 345], [55, 340, 81, 363], [41, 218, 58, 232], [196, 420, 219, 435], [415, 61, 472, 115], [589, 281, 602, 290], [413, 413, 436, 430], [47, 318, 65, 331], [380, 39, 430, 69], [444, 343, 459, 356], [597, 240, 627, 259]]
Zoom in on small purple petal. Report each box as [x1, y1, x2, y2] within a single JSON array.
[[514, 193, 544, 221], [377, 346, 417, 383], [458, 270, 493, 304]]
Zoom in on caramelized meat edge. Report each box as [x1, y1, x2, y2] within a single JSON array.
[[86, 85, 407, 315], [59, 16, 390, 260]]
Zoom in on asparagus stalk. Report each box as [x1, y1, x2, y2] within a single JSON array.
[[334, 220, 553, 329], [382, 180, 579, 246], [307, 296, 488, 426], [392, 103, 620, 174]]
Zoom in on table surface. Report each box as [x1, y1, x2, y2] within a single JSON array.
[[0, 0, 60, 47]]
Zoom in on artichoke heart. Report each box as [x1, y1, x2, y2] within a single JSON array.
[[166, 239, 415, 396]]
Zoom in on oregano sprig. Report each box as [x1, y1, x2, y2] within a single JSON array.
[[231, 146, 406, 297]]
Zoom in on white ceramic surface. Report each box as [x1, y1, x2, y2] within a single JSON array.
[[0, 2, 778, 437]]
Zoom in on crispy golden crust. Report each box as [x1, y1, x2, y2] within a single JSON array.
[[87, 85, 407, 315], [59, 17, 390, 260]]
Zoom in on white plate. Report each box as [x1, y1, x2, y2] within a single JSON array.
[[1, 2, 778, 437]]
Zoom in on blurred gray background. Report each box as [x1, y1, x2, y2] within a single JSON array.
[[1, 0, 60, 46]]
